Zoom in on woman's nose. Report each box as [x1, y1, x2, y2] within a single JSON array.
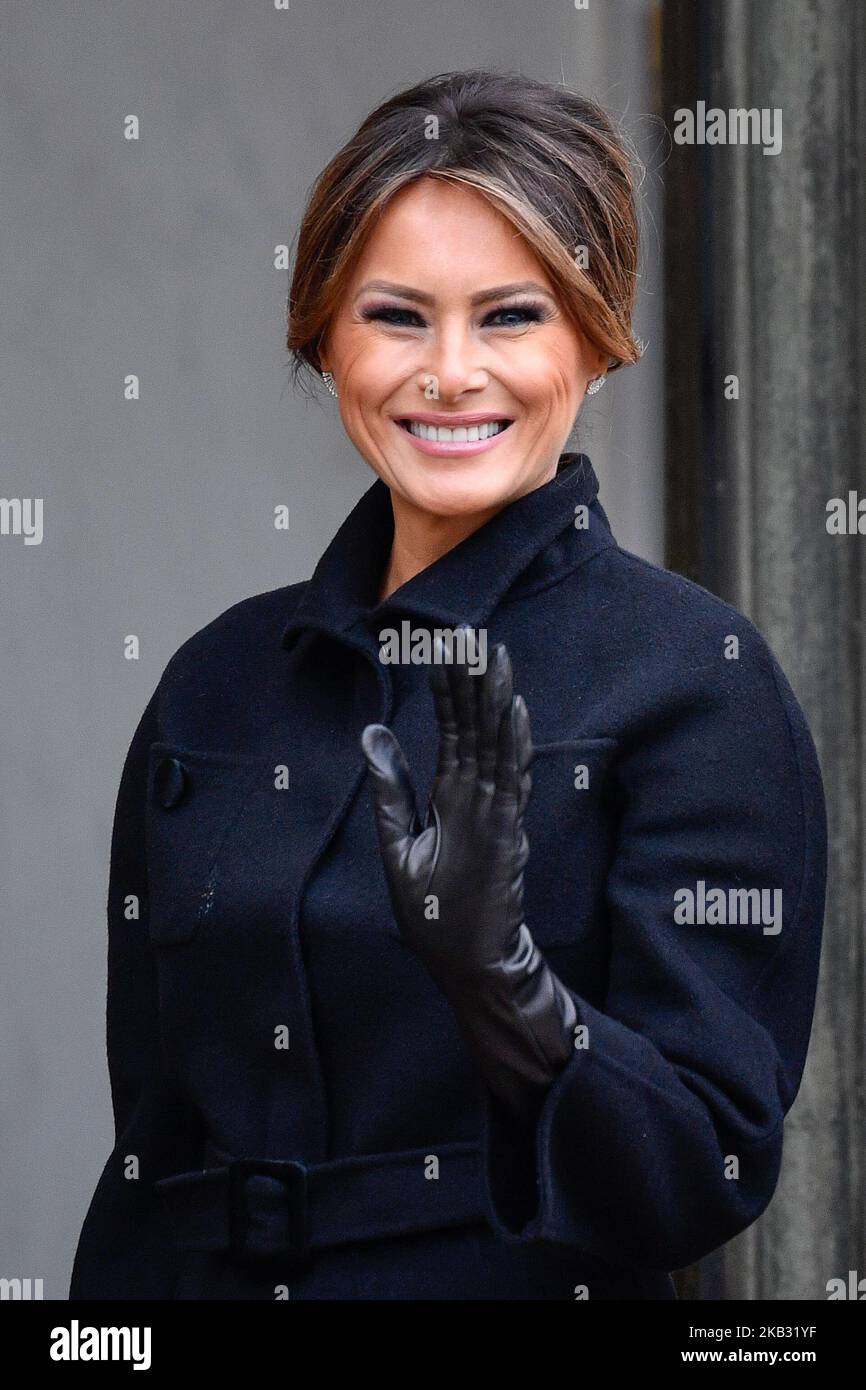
[[422, 324, 489, 397]]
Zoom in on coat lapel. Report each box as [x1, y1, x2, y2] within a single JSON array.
[[280, 451, 604, 651]]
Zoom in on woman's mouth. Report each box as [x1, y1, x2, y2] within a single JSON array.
[[395, 417, 514, 457]]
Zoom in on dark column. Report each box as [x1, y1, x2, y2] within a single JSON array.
[[663, 0, 865, 1299]]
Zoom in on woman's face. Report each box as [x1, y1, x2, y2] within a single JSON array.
[[319, 177, 607, 519]]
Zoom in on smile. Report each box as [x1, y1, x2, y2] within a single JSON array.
[[395, 417, 514, 457], [401, 418, 511, 442]]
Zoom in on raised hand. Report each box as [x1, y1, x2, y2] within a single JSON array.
[[360, 629, 578, 1127], [359, 633, 533, 983]]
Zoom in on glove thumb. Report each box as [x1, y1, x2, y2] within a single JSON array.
[[361, 723, 421, 852]]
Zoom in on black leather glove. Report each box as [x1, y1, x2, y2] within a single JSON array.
[[360, 631, 578, 1128]]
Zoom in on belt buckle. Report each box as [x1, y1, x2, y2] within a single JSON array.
[[227, 1157, 310, 1268]]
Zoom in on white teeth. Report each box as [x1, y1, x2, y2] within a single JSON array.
[[404, 419, 510, 442]]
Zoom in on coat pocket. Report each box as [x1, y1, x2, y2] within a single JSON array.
[[522, 736, 619, 948], [144, 742, 270, 946]]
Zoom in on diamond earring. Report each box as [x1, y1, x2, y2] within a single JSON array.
[[322, 371, 338, 398], [586, 376, 606, 396]]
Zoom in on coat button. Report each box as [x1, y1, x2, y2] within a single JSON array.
[[154, 756, 187, 809]]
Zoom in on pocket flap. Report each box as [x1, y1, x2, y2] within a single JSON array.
[[145, 743, 267, 945]]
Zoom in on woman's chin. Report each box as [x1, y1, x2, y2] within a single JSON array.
[[400, 474, 517, 519], [387, 450, 529, 518]]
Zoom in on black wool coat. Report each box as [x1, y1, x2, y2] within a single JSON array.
[[69, 452, 827, 1301]]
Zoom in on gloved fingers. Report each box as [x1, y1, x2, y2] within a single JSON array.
[[494, 694, 534, 822], [430, 630, 514, 781], [515, 822, 530, 873], [477, 643, 513, 783], [360, 723, 421, 852], [444, 629, 481, 768], [430, 635, 460, 777]]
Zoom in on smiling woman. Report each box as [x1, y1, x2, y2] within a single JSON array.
[[288, 72, 642, 591], [314, 175, 615, 559], [70, 69, 826, 1304]]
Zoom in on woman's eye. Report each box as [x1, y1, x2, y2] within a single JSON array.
[[360, 301, 550, 331], [484, 303, 548, 328], [361, 306, 425, 328]]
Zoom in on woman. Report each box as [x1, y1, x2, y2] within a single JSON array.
[[70, 70, 827, 1301]]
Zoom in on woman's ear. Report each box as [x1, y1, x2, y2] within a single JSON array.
[[578, 332, 609, 386], [588, 346, 609, 380], [318, 326, 334, 376]]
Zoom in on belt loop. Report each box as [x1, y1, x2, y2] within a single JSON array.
[[227, 1158, 310, 1266], [154, 1140, 483, 1261]]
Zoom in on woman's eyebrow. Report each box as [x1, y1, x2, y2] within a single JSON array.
[[353, 280, 556, 306]]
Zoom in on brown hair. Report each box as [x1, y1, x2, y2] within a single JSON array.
[[287, 69, 643, 394]]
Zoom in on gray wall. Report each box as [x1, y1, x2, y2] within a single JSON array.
[[0, 0, 663, 1297]]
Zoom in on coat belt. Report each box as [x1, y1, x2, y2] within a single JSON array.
[[153, 1138, 485, 1267]]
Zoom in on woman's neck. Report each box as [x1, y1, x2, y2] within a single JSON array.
[[377, 492, 502, 602]]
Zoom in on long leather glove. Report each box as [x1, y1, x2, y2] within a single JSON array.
[[360, 631, 578, 1129]]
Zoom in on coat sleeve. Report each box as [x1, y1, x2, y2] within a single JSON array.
[[480, 625, 827, 1274], [69, 684, 201, 1299]]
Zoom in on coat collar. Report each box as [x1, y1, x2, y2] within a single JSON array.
[[280, 451, 606, 652]]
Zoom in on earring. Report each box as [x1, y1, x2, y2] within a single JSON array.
[[322, 371, 338, 398], [586, 376, 606, 396]]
